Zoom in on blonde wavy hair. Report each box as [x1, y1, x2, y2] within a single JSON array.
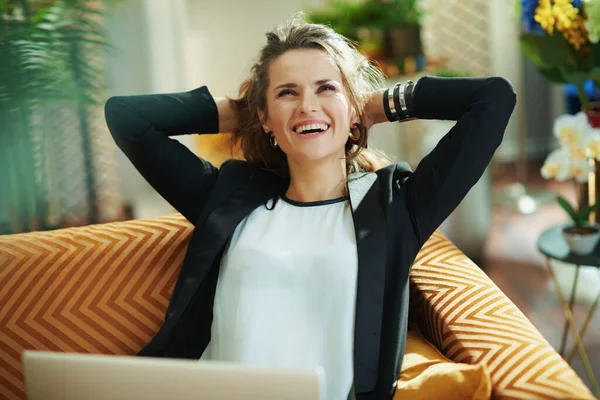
[[228, 13, 391, 177]]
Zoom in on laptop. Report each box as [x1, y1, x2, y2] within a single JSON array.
[[22, 351, 325, 400]]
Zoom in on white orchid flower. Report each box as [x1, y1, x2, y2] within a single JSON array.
[[570, 158, 596, 183], [569, 142, 589, 161], [541, 148, 573, 181], [553, 112, 592, 149], [587, 129, 600, 160]]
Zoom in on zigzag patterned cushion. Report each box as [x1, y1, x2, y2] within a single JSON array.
[[0, 214, 594, 399], [0, 215, 190, 399], [409, 231, 594, 399]]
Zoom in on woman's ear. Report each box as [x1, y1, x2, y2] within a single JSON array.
[[257, 108, 271, 132], [350, 106, 360, 126]]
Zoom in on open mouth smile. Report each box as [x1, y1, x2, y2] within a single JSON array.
[[292, 123, 331, 138]]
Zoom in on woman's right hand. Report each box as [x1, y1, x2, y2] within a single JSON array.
[[215, 97, 238, 134]]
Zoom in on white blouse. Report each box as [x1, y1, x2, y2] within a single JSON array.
[[200, 194, 359, 400]]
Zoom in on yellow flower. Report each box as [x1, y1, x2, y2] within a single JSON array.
[[534, 0, 588, 49], [563, 14, 588, 50], [552, 0, 579, 31], [535, 0, 556, 35]]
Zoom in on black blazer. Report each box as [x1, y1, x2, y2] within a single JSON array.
[[104, 76, 516, 399]]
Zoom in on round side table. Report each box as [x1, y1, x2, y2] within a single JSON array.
[[537, 225, 600, 396]]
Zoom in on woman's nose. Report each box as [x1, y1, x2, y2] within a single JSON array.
[[298, 92, 319, 114]]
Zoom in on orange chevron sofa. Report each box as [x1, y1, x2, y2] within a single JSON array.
[[0, 213, 595, 400]]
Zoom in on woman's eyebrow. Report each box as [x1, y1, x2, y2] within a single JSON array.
[[273, 79, 335, 92]]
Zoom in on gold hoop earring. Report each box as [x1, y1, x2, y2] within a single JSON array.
[[269, 134, 278, 149], [349, 124, 360, 141]]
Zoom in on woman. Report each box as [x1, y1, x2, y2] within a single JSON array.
[[104, 14, 516, 400]]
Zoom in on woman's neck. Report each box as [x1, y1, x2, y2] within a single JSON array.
[[286, 158, 347, 202]]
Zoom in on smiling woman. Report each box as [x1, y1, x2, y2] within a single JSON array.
[[258, 49, 367, 201], [228, 15, 391, 199], [104, 11, 516, 400]]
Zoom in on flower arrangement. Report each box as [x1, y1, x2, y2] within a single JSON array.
[[541, 112, 600, 183], [541, 112, 600, 239], [541, 111, 600, 220], [518, 0, 600, 110]]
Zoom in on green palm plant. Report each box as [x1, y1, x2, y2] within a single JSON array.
[[0, 0, 118, 234]]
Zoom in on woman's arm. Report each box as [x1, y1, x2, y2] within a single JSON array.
[[104, 86, 236, 224], [394, 76, 517, 247]]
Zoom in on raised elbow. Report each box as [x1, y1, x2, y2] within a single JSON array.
[[104, 96, 148, 144], [104, 96, 124, 140], [491, 76, 517, 109], [104, 96, 121, 124]]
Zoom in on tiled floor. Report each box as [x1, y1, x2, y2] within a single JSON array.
[[485, 160, 600, 392]]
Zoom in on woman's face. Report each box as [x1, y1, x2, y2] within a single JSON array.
[[259, 48, 358, 167]]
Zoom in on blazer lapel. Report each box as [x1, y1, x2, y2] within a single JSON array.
[[172, 164, 387, 393], [348, 172, 387, 394], [171, 164, 286, 314]]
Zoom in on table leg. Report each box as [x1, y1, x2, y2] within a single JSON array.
[[545, 258, 599, 398], [560, 263, 581, 356], [566, 286, 600, 364]]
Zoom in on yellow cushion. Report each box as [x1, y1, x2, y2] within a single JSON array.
[[395, 327, 491, 400]]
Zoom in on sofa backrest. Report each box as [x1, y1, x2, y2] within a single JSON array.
[[0, 214, 594, 399], [0, 214, 191, 399]]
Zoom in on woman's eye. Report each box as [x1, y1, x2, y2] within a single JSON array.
[[277, 89, 294, 97], [320, 84, 336, 92]]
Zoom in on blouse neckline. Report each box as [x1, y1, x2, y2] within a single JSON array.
[[280, 194, 349, 207]]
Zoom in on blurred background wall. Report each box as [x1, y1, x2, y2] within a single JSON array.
[[104, 0, 329, 219], [98, 0, 559, 260], [3, 0, 564, 261], [102, 0, 556, 218]]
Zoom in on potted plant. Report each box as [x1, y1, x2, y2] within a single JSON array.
[[305, 1, 362, 42], [378, 0, 422, 61], [306, 0, 423, 69], [556, 195, 600, 254], [541, 110, 600, 253], [517, 1, 600, 213]]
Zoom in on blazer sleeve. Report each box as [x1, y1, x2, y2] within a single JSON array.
[[401, 76, 517, 247], [104, 86, 221, 224]]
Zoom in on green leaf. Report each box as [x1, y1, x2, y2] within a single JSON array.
[[556, 195, 582, 227], [538, 66, 567, 83], [520, 33, 574, 68], [36, 23, 56, 31], [31, 6, 55, 24], [590, 67, 600, 83], [520, 37, 546, 67], [590, 41, 600, 70], [562, 70, 589, 87], [581, 201, 600, 222]]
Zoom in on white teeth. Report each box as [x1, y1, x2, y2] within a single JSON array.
[[295, 123, 329, 133]]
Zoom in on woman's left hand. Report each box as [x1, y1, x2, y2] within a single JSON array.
[[362, 89, 388, 129]]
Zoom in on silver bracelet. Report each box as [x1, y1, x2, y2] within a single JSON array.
[[388, 82, 400, 120], [398, 80, 412, 117]]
